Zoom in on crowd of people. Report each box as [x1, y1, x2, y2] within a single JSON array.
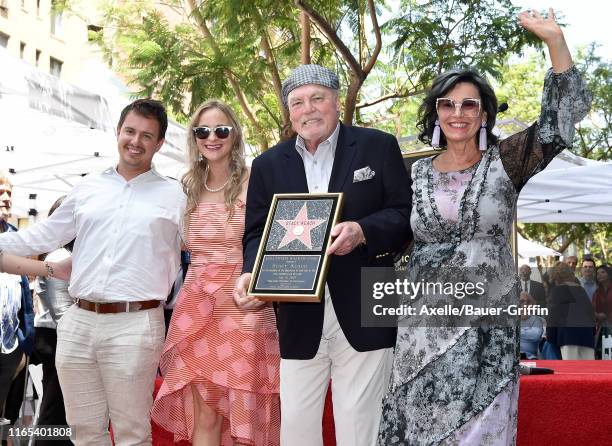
[[0, 8, 603, 446], [518, 257, 612, 361]]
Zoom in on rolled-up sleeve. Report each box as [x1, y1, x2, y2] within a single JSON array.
[[0, 190, 77, 256]]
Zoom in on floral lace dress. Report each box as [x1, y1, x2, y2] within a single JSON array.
[[377, 66, 591, 445]]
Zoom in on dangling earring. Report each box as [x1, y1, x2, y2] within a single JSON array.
[[431, 119, 441, 148], [198, 153, 204, 162], [479, 122, 487, 151]]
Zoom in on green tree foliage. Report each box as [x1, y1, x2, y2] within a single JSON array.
[[495, 53, 546, 125], [91, 0, 324, 151], [519, 223, 611, 265], [86, 0, 539, 151], [372, 0, 540, 102], [495, 45, 611, 162], [574, 44, 612, 161]]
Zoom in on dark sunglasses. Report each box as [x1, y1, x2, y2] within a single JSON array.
[[192, 125, 233, 140]]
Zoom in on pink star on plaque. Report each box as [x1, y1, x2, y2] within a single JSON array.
[[277, 203, 325, 249]]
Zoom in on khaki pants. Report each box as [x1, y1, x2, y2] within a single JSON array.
[[56, 304, 165, 446], [560, 345, 595, 360]]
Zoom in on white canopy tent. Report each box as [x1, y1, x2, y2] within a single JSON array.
[[517, 150, 612, 223], [517, 233, 561, 259], [0, 47, 187, 219], [494, 119, 612, 224]]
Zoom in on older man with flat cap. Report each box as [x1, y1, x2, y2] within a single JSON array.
[[234, 64, 412, 445]]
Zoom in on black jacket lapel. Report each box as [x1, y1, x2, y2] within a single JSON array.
[[328, 123, 357, 192], [282, 141, 309, 192]]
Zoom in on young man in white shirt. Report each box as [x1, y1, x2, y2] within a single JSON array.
[[0, 99, 186, 446]]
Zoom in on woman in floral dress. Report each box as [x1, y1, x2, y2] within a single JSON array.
[[378, 9, 591, 445]]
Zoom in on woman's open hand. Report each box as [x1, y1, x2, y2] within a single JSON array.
[[518, 8, 563, 44], [518, 7, 572, 73]]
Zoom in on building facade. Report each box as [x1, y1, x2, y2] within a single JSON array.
[[0, 0, 103, 82]]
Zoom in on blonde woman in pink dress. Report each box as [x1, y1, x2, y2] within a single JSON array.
[[151, 100, 280, 445]]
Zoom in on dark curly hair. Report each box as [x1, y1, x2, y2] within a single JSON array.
[[417, 69, 499, 149]]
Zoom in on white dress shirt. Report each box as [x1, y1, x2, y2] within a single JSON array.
[[295, 123, 340, 303], [0, 166, 186, 302], [295, 122, 340, 193]]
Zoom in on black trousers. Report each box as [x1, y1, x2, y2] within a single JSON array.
[[164, 308, 173, 335], [33, 327, 72, 446], [0, 347, 23, 416]]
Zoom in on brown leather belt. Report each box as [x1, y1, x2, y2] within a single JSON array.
[[77, 298, 160, 314]]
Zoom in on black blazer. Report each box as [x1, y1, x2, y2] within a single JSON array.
[[521, 279, 546, 307], [546, 284, 595, 349], [529, 280, 546, 307], [243, 123, 413, 359]]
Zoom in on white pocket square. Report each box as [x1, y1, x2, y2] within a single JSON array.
[[353, 166, 375, 183]]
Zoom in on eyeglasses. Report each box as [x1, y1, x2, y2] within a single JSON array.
[[436, 98, 481, 118], [192, 126, 233, 140]]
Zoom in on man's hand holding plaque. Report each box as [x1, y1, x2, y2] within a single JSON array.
[[244, 192, 343, 302], [326, 221, 366, 256]]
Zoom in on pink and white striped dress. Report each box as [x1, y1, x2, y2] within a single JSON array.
[[151, 200, 280, 445]]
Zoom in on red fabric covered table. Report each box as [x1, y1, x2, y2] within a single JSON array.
[[152, 361, 612, 445], [517, 360, 612, 446]]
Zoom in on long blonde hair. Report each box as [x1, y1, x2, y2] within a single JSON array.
[[182, 100, 248, 218]]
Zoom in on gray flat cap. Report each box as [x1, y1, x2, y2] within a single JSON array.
[[281, 64, 340, 108]]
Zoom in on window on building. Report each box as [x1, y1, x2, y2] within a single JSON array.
[[35, 49, 41, 66], [0, 32, 9, 48], [49, 57, 63, 77], [87, 24, 103, 42], [20, 42, 26, 59], [50, 1, 63, 35], [0, 0, 8, 19]]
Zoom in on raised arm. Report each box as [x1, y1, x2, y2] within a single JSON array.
[[500, 9, 592, 191]]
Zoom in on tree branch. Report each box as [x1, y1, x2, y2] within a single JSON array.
[[516, 226, 530, 240], [557, 234, 577, 253], [356, 88, 424, 109], [294, 0, 363, 79], [300, 11, 311, 64], [362, 0, 382, 74], [253, 8, 289, 125], [185, 0, 268, 150]]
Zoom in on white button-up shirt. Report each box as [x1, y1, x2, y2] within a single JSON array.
[[0, 166, 186, 302], [295, 123, 340, 302], [295, 123, 340, 193]]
